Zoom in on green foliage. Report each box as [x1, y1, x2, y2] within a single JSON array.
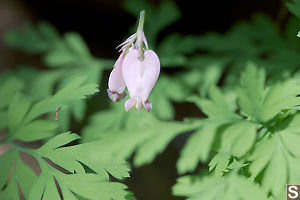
[[1, 76, 98, 142], [173, 172, 267, 200], [150, 75, 190, 119], [249, 114, 300, 196], [177, 122, 218, 174], [29, 133, 129, 200], [0, 77, 24, 109], [237, 63, 300, 122], [0, 149, 37, 200], [5, 22, 59, 53], [82, 103, 198, 167], [208, 152, 232, 176], [0, 133, 130, 200], [2, 0, 300, 199], [287, 0, 300, 19], [4, 22, 113, 131], [0, 76, 131, 199], [158, 14, 300, 84], [177, 84, 242, 174], [174, 64, 300, 198], [286, 0, 300, 37]]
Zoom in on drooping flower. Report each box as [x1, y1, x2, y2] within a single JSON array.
[[107, 10, 160, 112], [122, 48, 160, 112]]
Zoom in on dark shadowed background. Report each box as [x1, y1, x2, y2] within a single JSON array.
[[0, 0, 283, 199]]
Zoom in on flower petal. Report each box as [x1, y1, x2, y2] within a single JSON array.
[[143, 100, 152, 112], [140, 50, 160, 102], [108, 52, 126, 95], [125, 98, 136, 112], [122, 48, 160, 111], [122, 48, 143, 101], [107, 89, 127, 102]]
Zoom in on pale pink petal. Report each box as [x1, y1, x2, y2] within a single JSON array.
[[125, 98, 136, 112], [107, 52, 127, 102], [141, 50, 160, 102], [122, 48, 160, 111], [108, 53, 126, 93], [122, 48, 143, 101]]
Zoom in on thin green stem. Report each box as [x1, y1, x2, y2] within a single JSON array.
[[139, 38, 144, 60], [137, 10, 146, 60], [137, 10, 145, 32]]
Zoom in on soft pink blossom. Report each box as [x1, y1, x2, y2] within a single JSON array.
[[107, 10, 160, 112], [122, 48, 160, 112]]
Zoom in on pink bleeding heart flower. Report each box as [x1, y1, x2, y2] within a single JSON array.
[[107, 10, 160, 112], [122, 48, 160, 112]]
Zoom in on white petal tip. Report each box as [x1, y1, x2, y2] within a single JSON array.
[[125, 99, 135, 112]]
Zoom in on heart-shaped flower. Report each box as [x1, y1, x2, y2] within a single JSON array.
[[122, 48, 160, 112], [107, 10, 160, 112]]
